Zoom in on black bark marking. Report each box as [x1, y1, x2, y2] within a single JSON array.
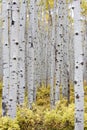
[[10, 99, 13, 101], [74, 81, 77, 84], [76, 94, 79, 99], [31, 43, 33, 47], [21, 74, 23, 78], [17, 96, 19, 100], [12, 20, 15, 25], [13, 2, 16, 4], [60, 34, 63, 38], [55, 59, 58, 62], [76, 66, 78, 69], [75, 32, 79, 35], [81, 53, 84, 56], [81, 62, 84, 65], [2, 102, 7, 116], [12, 71, 16, 73], [13, 57, 16, 60], [20, 49, 23, 51], [76, 118, 81, 123], [5, 44, 7, 46], [15, 42, 19, 45], [56, 50, 58, 53], [81, 109, 83, 111]]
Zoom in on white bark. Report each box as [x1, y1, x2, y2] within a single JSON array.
[[18, 0, 27, 105], [55, 0, 64, 102], [8, 0, 19, 118], [61, 1, 70, 99], [73, 1, 84, 130], [83, 21, 87, 82], [28, 0, 35, 108], [68, 23, 74, 84], [0, 12, 2, 81], [33, 0, 38, 101], [47, 14, 52, 86], [2, 0, 10, 116], [50, 0, 56, 108]]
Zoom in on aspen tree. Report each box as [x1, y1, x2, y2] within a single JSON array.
[[73, 0, 84, 130], [33, 0, 39, 101], [62, 1, 70, 100], [2, 0, 9, 116], [38, 5, 47, 86], [55, 0, 64, 102], [28, 0, 35, 109], [83, 20, 87, 82], [18, 0, 27, 105], [47, 10, 52, 86], [69, 4, 74, 84], [8, 0, 19, 118], [25, 1, 29, 92], [42, 0, 48, 87], [50, 0, 56, 108], [0, 12, 2, 81], [37, 5, 42, 86]]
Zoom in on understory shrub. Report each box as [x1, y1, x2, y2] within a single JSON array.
[[0, 85, 87, 130], [0, 117, 20, 130]]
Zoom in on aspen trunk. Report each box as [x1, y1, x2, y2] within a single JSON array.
[[2, 0, 9, 116], [8, 0, 19, 118], [28, 0, 35, 109], [73, 1, 84, 130], [18, 0, 27, 105]]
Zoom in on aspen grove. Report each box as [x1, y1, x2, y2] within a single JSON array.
[[0, 0, 87, 130]]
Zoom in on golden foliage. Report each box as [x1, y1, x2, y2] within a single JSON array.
[[81, 0, 87, 16], [0, 84, 87, 130]]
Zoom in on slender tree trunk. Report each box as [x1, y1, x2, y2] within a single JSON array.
[[2, 0, 9, 116], [33, 0, 38, 101], [28, 0, 35, 109], [83, 20, 87, 83], [18, 0, 27, 105], [55, 0, 64, 103], [62, 1, 69, 99], [50, 0, 56, 108], [73, 1, 84, 130], [8, 0, 19, 118], [0, 12, 2, 81]]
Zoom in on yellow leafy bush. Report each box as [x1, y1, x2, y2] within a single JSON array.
[[0, 84, 87, 130], [44, 109, 63, 130], [36, 86, 50, 108], [17, 107, 35, 130], [81, 0, 87, 16], [0, 116, 20, 130], [43, 99, 75, 130]]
